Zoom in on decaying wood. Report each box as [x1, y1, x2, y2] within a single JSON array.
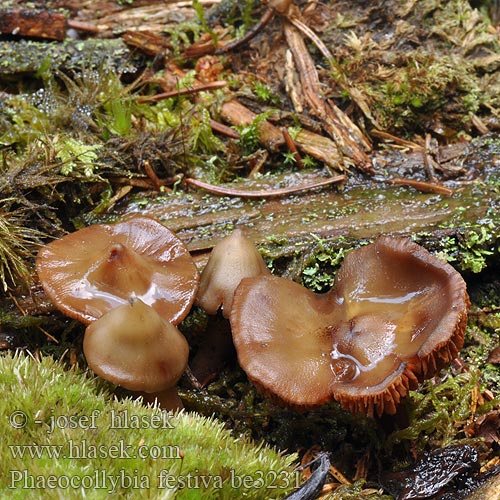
[[149, 62, 346, 169], [70, 1, 204, 37], [219, 99, 285, 151], [463, 471, 500, 500], [293, 128, 344, 170], [122, 30, 172, 56], [283, 22, 373, 173], [100, 153, 497, 271], [0, 9, 67, 40], [219, 99, 345, 169]]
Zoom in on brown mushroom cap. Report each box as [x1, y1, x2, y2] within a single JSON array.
[[36, 216, 199, 325], [329, 236, 469, 415], [83, 298, 189, 393], [196, 229, 270, 318], [230, 236, 470, 416], [231, 275, 335, 406]]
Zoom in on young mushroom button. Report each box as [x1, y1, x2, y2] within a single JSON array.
[[230, 236, 470, 417], [35, 216, 200, 325], [196, 229, 270, 318], [83, 298, 189, 393]]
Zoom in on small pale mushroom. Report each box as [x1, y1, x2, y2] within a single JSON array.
[[36, 216, 199, 325], [191, 229, 270, 385], [196, 228, 270, 318], [83, 298, 189, 396], [230, 236, 470, 416]]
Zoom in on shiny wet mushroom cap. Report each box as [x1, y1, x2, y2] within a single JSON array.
[[231, 274, 335, 407], [328, 236, 469, 415], [83, 298, 189, 393], [230, 236, 470, 416], [196, 229, 270, 318], [36, 216, 199, 325]]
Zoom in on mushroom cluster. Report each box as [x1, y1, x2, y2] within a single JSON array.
[[227, 236, 470, 416], [36, 216, 200, 408], [37, 220, 470, 417]]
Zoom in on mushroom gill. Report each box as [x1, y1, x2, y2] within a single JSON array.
[[36, 216, 200, 325], [230, 236, 470, 416]]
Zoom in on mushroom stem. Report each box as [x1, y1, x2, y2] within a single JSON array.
[[135, 387, 184, 412]]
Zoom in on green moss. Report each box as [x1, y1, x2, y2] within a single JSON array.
[[323, 480, 393, 499], [236, 110, 277, 154], [0, 207, 46, 291], [0, 39, 140, 76], [386, 318, 500, 457], [56, 138, 102, 178], [431, 226, 496, 273], [206, 0, 260, 32], [301, 235, 347, 291], [325, 0, 499, 135], [386, 371, 483, 453], [0, 352, 297, 499]]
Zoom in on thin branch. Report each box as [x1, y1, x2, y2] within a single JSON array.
[[423, 133, 437, 182], [210, 119, 241, 139], [215, 8, 275, 54], [284, 22, 373, 173], [185, 175, 346, 197], [287, 15, 334, 61], [136, 81, 227, 103], [371, 129, 422, 150], [282, 127, 304, 168], [383, 178, 454, 196]]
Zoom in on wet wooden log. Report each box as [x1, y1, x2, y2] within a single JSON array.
[[0, 38, 141, 76], [98, 137, 499, 276], [102, 171, 498, 279]]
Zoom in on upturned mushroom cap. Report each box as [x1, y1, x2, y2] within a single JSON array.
[[196, 229, 270, 318], [36, 216, 199, 325], [83, 298, 189, 393], [230, 236, 470, 416], [328, 236, 469, 416]]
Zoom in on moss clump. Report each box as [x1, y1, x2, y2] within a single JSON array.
[[387, 371, 481, 451], [322, 480, 393, 499], [0, 39, 140, 77], [0, 206, 46, 291], [0, 352, 297, 499], [323, 0, 500, 136]]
